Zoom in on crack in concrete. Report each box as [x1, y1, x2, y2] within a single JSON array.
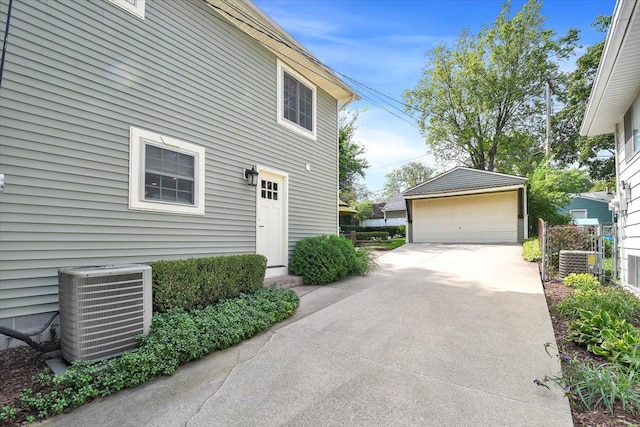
[[185, 331, 279, 426]]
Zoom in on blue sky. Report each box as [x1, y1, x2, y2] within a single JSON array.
[[253, 0, 616, 197]]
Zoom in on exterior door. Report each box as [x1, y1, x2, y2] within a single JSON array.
[[256, 170, 286, 269]]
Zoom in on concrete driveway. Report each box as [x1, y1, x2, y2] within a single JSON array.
[[40, 244, 572, 427]]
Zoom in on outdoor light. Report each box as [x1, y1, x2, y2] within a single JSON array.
[[244, 167, 259, 187]]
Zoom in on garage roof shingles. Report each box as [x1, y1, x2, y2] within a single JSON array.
[[404, 167, 527, 196]]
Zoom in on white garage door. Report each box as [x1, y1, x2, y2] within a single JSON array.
[[412, 192, 517, 243]]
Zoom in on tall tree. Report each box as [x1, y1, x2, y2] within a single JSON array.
[[339, 110, 369, 202], [527, 163, 592, 234], [404, 0, 577, 171], [383, 162, 434, 200], [552, 16, 614, 181]]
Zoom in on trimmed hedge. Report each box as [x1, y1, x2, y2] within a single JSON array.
[[341, 225, 406, 237], [149, 254, 267, 312], [289, 235, 357, 285], [356, 231, 389, 241]]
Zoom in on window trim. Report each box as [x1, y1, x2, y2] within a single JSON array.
[[129, 127, 205, 215], [569, 209, 588, 220], [276, 59, 317, 140], [107, 0, 146, 20]]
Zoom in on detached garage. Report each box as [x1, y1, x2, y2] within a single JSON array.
[[404, 167, 528, 244]]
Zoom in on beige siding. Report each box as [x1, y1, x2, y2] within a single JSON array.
[[412, 192, 518, 243], [0, 0, 340, 318]]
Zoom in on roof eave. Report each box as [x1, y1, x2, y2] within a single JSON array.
[[404, 184, 525, 200], [581, 0, 640, 137]]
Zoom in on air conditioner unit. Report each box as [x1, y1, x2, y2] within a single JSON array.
[[58, 264, 152, 363]]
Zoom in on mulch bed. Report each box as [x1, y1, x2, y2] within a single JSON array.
[[543, 279, 639, 427]]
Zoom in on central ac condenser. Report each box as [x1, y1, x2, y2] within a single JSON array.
[[58, 264, 152, 363]]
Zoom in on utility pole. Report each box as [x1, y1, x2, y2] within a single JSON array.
[[545, 79, 552, 177]]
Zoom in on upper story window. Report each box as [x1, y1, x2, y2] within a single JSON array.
[[107, 0, 145, 20], [129, 127, 205, 215], [277, 60, 317, 140]]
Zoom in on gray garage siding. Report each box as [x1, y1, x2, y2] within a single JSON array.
[[0, 0, 339, 318]]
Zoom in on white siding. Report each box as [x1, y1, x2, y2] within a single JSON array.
[[617, 92, 640, 291], [0, 0, 341, 319]]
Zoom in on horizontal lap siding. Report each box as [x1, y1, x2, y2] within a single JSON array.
[[0, 0, 339, 318], [617, 95, 640, 289]]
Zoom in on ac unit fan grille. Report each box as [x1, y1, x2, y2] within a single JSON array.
[[59, 265, 152, 363]]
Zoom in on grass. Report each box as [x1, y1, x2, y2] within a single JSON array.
[[367, 238, 405, 250]]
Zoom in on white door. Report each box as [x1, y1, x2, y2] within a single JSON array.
[[256, 171, 286, 268], [413, 192, 517, 243]]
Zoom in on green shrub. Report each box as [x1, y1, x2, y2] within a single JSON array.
[[355, 231, 389, 241], [5, 287, 299, 423], [289, 235, 357, 285], [522, 238, 541, 262], [558, 287, 640, 323], [563, 273, 600, 291], [150, 254, 267, 312], [352, 246, 376, 276]]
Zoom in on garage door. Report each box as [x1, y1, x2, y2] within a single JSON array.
[[412, 191, 517, 243]]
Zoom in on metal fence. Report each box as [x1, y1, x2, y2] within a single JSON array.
[[539, 219, 617, 283]]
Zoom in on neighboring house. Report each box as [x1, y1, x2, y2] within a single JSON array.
[[403, 167, 528, 243], [339, 200, 357, 226], [0, 0, 357, 346], [580, 0, 640, 292], [559, 192, 615, 225], [360, 202, 385, 227], [381, 193, 408, 227]]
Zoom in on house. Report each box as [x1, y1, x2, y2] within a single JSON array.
[[360, 202, 386, 227], [403, 167, 528, 243], [381, 193, 408, 227], [559, 192, 615, 225], [339, 200, 357, 226], [0, 0, 357, 347], [580, 0, 639, 292]]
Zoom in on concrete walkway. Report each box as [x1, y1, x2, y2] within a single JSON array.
[[39, 244, 572, 427]]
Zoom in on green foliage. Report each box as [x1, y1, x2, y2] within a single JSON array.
[[527, 164, 592, 234], [353, 200, 374, 225], [404, 0, 578, 171], [382, 162, 433, 200], [538, 347, 640, 416], [522, 238, 542, 262], [289, 235, 373, 285], [5, 287, 299, 423], [355, 231, 389, 241], [567, 309, 640, 364], [563, 273, 600, 291], [149, 254, 266, 312], [558, 286, 640, 323], [352, 247, 377, 276], [339, 109, 369, 196], [552, 16, 614, 181]]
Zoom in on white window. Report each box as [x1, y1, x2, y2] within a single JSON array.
[[277, 59, 317, 140], [108, 0, 145, 20], [570, 209, 587, 220], [129, 127, 205, 215]]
